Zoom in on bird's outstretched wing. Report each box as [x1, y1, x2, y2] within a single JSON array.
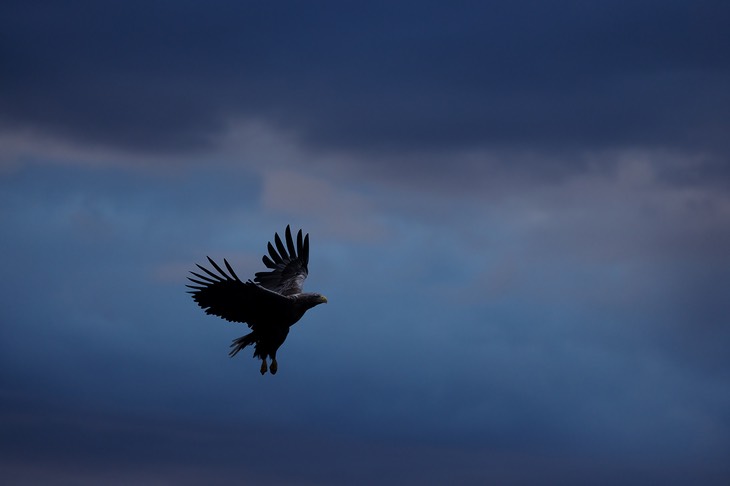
[[254, 225, 309, 296], [187, 257, 289, 326]]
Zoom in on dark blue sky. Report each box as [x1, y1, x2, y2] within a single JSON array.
[[2, 1, 729, 484]]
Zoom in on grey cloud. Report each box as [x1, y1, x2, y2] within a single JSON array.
[[6, 397, 726, 485], [2, 160, 729, 484]]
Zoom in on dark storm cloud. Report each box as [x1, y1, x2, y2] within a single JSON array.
[[2, 0, 729, 159]]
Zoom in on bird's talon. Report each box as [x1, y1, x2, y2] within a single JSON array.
[[270, 358, 278, 375], [260, 359, 268, 375]]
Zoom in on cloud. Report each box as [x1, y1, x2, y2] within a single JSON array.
[[3, 154, 729, 484], [259, 168, 387, 241], [2, 3, 729, 483], [2, 1, 728, 176]]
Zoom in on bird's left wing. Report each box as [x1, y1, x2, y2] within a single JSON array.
[[187, 257, 289, 327]]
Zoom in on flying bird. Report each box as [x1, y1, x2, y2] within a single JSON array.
[[187, 226, 327, 375]]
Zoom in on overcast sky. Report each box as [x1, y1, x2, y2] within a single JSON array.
[[2, 1, 729, 484]]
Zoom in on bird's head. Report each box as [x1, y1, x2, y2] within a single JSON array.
[[299, 292, 328, 310]]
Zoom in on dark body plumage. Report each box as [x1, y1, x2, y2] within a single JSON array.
[[187, 226, 327, 375]]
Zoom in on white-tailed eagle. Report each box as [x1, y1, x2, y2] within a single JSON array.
[[187, 226, 327, 375]]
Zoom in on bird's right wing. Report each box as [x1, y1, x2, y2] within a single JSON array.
[[187, 257, 289, 327], [254, 225, 309, 296]]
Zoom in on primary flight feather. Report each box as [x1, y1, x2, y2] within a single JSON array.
[[187, 225, 327, 375]]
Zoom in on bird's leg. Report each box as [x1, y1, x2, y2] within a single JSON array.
[[270, 357, 278, 375], [260, 358, 268, 375]]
